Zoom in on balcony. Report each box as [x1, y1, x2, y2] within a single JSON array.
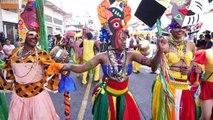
[[0, 0, 20, 9]]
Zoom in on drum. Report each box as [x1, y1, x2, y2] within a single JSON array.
[[49, 46, 69, 62], [139, 40, 151, 56]]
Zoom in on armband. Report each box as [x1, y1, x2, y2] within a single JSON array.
[[68, 63, 73, 69]]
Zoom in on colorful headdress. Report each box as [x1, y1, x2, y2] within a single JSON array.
[[171, 0, 206, 27], [97, 0, 131, 49], [18, 0, 48, 51]]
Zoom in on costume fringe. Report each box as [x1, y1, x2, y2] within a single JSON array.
[[152, 55, 176, 120]]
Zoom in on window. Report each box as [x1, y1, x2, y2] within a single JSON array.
[[45, 14, 52, 22], [47, 26, 53, 35], [3, 21, 18, 43], [53, 18, 62, 25]]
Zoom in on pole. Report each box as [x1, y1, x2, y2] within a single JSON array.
[[0, 8, 3, 32]]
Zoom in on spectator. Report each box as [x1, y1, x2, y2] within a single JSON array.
[[129, 32, 141, 73], [80, 32, 100, 85], [73, 37, 83, 77], [3, 39, 15, 57], [0, 43, 6, 61], [205, 32, 213, 49], [0, 32, 6, 45], [196, 34, 206, 50], [47, 34, 53, 51], [14, 37, 21, 48], [67, 36, 74, 55]]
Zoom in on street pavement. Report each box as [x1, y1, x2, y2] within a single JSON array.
[[6, 65, 157, 120]]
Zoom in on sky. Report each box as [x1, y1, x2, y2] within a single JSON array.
[[49, 0, 142, 26], [49, 0, 213, 32]]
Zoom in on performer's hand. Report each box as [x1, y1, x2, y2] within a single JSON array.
[[60, 64, 71, 73], [180, 66, 190, 75], [157, 36, 168, 52], [195, 66, 202, 74], [61, 56, 70, 63]]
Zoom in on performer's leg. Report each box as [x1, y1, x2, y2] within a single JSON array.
[[200, 99, 213, 120], [75, 57, 81, 77], [82, 71, 88, 85], [133, 50, 141, 73]]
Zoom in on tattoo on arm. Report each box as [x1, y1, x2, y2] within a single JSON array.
[[85, 60, 94, 70], [140, 57, 151, 66]]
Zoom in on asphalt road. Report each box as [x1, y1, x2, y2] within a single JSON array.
[[6, 66, 157, 120]]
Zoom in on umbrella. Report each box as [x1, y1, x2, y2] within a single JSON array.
[[74, 32, 82, 39], [65, 26, 81, 32], [64, 31, 76, 37]]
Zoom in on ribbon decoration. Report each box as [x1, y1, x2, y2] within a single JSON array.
[[59, 74, 77, 120]]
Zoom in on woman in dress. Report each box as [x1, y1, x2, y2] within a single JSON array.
[[194, 44, 213, 120], [152, 19, 197, 120], [0, 31, 62, 120], [61, 29, 167, 119]]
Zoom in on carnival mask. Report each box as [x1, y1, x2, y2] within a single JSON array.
[[98, 0, 131, 49]]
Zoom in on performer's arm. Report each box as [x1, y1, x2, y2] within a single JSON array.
[[61, 53, 103, 73], [150, 36, 168, 72]]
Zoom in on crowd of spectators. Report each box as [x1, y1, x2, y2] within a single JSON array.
[[196, 30, 213, 50]]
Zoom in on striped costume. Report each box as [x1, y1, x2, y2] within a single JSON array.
[[92, 64, 141, 120], [152, 41, 196, 120]]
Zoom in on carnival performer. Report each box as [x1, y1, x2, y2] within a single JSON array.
[[0, 31, 62, 120], [194, 45, 213, 120], [61, 29, 167, 119], [61, 0, 165, 119], [152, 19, 197, 120], [80, 32, 100, 85], [0, 1, 66, 119]]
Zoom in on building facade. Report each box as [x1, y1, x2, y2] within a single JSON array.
[[0, 0, 67, 42]]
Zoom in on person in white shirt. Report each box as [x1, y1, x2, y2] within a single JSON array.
[[3, 39, 15, 58]]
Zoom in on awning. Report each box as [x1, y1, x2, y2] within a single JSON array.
[[65, 26, 81, 32]]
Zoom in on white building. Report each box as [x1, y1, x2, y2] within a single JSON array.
[[0, 0, 69, 42]]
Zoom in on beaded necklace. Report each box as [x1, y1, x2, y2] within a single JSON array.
[[107, 49, 127, 82], [168, 36, 186, 46], [18, 47, 35, 61], [168, 36, 187, 54]]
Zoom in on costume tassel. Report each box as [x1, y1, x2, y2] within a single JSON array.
[[64, 91, 71, 120]]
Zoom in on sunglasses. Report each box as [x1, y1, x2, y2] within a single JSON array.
[[27, 31, 39, 38], [172, 26, 188, 31], [169, 23, 188, 31]]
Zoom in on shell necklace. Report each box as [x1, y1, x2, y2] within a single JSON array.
[[107, 50, 127, 82]]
